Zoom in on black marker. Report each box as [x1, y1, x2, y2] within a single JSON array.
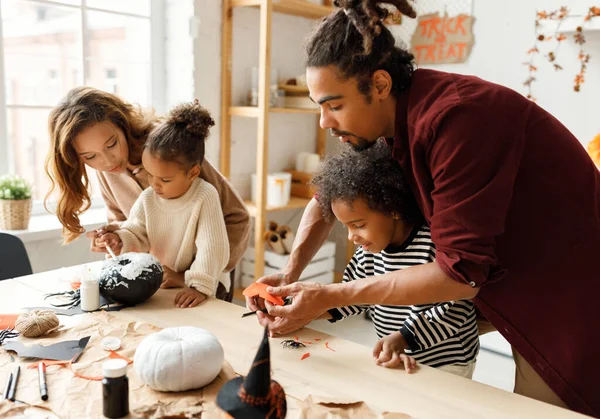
[[38, 362, 48, 401], [2, 373, 12, 400], [7, 365, 19, 402], [241, 307, 268, 318]]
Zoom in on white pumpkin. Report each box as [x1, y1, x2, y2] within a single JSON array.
[[134, 326, 224, 392]]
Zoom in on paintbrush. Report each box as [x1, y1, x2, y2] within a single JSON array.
[[105, 243, 117, 259]]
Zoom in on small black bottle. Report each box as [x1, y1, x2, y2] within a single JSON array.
[[102, 359, 129, 418]]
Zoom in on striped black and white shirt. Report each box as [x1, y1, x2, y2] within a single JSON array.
[[329, 225, 479, 368]]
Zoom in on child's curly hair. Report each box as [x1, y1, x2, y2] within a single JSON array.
[[145, 99, 215, 170], [311, 141, 423, 225]]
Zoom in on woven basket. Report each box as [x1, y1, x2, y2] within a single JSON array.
[[0, 199, 32, 230]]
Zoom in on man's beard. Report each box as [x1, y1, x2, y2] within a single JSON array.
[[329, 129, 376, 152]]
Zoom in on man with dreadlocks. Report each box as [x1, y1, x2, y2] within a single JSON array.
[[244, 0, 600, 416]]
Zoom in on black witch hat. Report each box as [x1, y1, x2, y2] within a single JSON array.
[[216, 327, 287, 418]]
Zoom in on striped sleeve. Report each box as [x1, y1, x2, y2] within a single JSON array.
[[399, 300, 475, 352], [328, 250, 370, 322]]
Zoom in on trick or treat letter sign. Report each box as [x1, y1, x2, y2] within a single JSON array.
[[410, 12, 475, 65]]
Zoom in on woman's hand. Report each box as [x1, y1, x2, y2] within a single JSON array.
[[86, 224, 122, 254], [95, 231, 122, 256]]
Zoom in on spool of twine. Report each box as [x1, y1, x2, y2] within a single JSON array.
[[15, 310, 61, 337]]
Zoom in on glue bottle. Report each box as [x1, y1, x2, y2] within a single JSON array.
[[80, 271, 100, 312], [102, 359, 129, 418]]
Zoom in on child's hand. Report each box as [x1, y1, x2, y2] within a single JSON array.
[[372, 332, 417, 373], [161, 266, 185, 289], [174, 287, 207, 308], [96, 232, 122, 256]]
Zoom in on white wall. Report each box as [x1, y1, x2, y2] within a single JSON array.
[[24, 235, 104, 274], [389, 0, 600, 146], [165, 0, 195, 108]]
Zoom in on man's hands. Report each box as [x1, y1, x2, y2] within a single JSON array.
[[256, 282, 333, 336], [245, 271, 295, 311]]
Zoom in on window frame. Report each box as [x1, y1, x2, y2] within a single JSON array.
[[0, 0, 165, 216]]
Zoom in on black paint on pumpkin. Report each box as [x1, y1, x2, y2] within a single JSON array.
[[99, 253, 163, 306]]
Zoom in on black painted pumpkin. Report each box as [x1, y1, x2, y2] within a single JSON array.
[[99, 252, 163, 306]]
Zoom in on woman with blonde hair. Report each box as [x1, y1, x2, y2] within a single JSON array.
[[45, 87, 249, 298]]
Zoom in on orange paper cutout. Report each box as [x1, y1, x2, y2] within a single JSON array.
[[242, 283, 285, 306], [27, 351, 132, 381], [108, 350, 133, 364], [0, 314, 19, 329]]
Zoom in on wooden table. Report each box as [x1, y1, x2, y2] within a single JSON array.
[[2, 264, 589, 418]]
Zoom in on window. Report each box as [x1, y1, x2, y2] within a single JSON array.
[[0, 0, 163, 213]]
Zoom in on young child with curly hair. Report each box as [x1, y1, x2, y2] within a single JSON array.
[[311, 141, 479, 378], [98, 100, 229, 308]]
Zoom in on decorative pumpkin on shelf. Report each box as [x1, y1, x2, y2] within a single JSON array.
[[134, 326, 224, 392], [216, 327, 287, 419], [98, 253, 163, 306]]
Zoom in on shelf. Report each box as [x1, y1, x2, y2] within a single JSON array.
[[272, 107, 319, 114], [231, 0, 334, 20], [278, 84, 310, 94], [230, 106, 319, 117], [244, 196, 311, 217]]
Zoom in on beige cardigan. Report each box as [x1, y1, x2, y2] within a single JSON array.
[[96, 159, 249, 272], [116, 178, 230, 296]]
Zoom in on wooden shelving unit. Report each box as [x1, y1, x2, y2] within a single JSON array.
[[244, 197, 312, 218], [220, 0, 334, 279], [229, 106, 320, 117]]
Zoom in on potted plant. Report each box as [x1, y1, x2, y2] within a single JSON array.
[[0, 174, 33, 230]]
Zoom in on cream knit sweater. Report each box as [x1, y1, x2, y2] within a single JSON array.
[[116, 178, 230, 296]]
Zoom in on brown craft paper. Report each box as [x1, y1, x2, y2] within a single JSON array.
[[410, 12, 475, 65], [0, 399, 60, 418], [0, 312, 235, 419], [295, 395, 412, 419]]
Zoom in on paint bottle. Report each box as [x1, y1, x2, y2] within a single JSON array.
[[102, 359, 129, 418]]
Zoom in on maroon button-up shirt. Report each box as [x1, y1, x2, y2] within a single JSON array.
[[390, 68, 600, 416]]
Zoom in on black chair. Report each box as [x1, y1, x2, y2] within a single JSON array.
[[0, 233, 33, 280]]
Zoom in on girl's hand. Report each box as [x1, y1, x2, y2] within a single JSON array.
[[160, 266, 186, 289], [174, 287, 207, 308]]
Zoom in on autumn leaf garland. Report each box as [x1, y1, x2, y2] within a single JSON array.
[[523, 6, 600, 101]]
